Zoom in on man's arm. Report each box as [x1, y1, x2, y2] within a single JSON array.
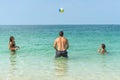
[[66, 39, 69, 49], [54, 40, 57, 51]]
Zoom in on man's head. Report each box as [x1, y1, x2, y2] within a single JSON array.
[[59, 31, 64, 36]]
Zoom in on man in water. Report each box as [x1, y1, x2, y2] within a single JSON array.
[[54, 31, 69, 58]]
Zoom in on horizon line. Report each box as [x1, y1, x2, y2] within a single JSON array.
[[0, 24, 120, 26]]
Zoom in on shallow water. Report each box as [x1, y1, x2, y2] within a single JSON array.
[[0, 25, 120, 80]]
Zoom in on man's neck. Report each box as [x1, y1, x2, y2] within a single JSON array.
[[59, 36, 63, 37]]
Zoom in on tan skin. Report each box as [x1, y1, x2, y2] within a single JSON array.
[[54, 36, 69, 51], [9, 37, 16, 51], [98, 44, 106, 54]]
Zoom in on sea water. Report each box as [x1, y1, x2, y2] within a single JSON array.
[[0, 25, 120, 80]]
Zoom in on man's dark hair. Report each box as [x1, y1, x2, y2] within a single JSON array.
[[59, 31, 64, 36]]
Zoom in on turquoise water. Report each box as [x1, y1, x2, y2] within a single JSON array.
[[0, 25, 120, 80]]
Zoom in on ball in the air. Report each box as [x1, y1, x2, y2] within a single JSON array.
[[59, 8, 64, 13]]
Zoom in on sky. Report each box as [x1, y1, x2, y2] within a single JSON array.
[[0, 0, 120, 25]]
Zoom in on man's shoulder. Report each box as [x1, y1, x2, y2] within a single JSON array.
[[63, 37, 68, 40], [55, 37, 59, 41], [55, 36, 68, 41]]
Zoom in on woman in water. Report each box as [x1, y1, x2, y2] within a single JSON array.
[[9, 36, 19, 51], [98, 44, 107, 54]]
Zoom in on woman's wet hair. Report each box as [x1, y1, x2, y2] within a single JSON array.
[[9, 36, 14, 42], [101, 44, 106, 49]]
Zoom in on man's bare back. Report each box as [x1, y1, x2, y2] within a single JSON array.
[[54, 36, 69, 51]]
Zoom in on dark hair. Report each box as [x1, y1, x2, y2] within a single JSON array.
[[9, 36, 14, 42], [101, 44, 106, 49], [59, 31, 64, 36]]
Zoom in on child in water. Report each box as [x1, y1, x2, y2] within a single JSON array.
[[98, 44, 107, 54]]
